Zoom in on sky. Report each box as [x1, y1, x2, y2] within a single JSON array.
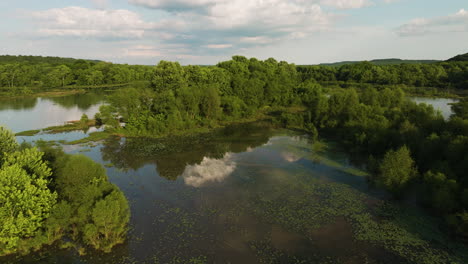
[[0, 0, 467, 65]]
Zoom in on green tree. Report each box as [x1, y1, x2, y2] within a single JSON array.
[[55, 155, 111, 204], [98, 105, 120, 129], [151, 61, 187, 93], [423, 171, 459, 213], [0, 148, 57, 255], [85, 70, 104, 86], [83, 190, 130, 252], [376, 145, 417, 196], [56, 65, 72, 86], [452, 99, 468, 119], [0, 126, 18, 165]]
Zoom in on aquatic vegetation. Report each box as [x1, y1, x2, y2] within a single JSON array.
[[66, 131, 113, 144], [14, 129, 40, 136]]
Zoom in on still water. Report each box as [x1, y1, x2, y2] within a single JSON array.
[[410, 97, 458, 120], [1, 93, 467, 264], [0, 91, 106, 133]]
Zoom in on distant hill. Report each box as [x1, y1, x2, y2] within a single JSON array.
[[0, 55, 102, 65], [318, 58, 440, 67], [447, 53, 468, 62]]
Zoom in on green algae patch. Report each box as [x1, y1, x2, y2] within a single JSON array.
[[15, 129, 40, 136], [66, 131, 113, 145]]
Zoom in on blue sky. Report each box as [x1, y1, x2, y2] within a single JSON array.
[[1, 0, 467, 65]]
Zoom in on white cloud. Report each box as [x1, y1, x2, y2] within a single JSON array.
[[121, 44, 195, 59], [90, 0, 109, 9], [207, 1, 331, 30], [321, 0, 373, 9], [31, 7, 156, 39], [24, 1, 373, 60], [204, 44, 232, 49], [129, 0, 337, 33], [125, 0, 380, 56], [239, 36, 276, 44], [281, 152, 301, 162], [123, 45, 162, 57], [139, 0, 336, 50], [183, 153, 236, 187], [129, 0, 216, 10], [397, 9, 468, 36], [129, 0, 373, 11]]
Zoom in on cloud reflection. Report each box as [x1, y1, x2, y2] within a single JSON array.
[[281, 152, 301, 162], [183, 153, 236, 187]]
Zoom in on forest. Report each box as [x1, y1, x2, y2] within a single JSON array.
[[2, 54, 468, 92], [1, 53, 468, 257], [298, 59, 468, 90], [0, 55, 153, 94]]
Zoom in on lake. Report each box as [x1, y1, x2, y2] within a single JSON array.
[[410, 96, 458, 120], [0, 91, 106, 133], [1, 93, 467, 264]]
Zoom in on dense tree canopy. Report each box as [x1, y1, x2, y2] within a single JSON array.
[[297, 60, 468, 90], [375, 146, 417, 196], [100, 56, 299, 136], [0, 126, 18, 164], [0, 56, 152, 89], [0, 148, 57, 255], [0, 126, 130, 256]]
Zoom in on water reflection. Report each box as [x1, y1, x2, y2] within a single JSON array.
[[281, 152, 301, 162], [100, 122, 274, 180], [48, 91, 108, 111], [0, 91, 106, 133], [183, 153, 236, 187], [0, 97, 38, 111]]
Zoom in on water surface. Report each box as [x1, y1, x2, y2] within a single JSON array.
[[0, 91, 106, 133], [410, 97, 458, 120]]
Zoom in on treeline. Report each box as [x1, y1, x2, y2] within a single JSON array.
[[0, 55, 153, 89], [318, 58, 440, 67], [0, 55, 100, 65], [0, 126, 130, 256], [97, 55, 468, 239], [2, 54, 468, 91], [298, 60, 468, 89]]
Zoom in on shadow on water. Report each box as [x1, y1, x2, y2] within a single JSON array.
[[46, 91, 108, 111], [0, 97, 38, 111]]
